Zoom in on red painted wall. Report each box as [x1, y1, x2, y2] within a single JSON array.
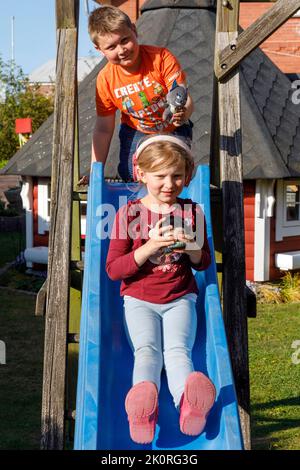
[[244, 180, 255, 281]]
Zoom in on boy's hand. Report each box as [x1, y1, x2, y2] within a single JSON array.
[[172, 107, 187, 127], [78, 174, 90, 186]]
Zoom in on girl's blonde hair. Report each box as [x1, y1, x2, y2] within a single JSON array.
[[88, 6, 134, 45], [137, 140, 194, 182]]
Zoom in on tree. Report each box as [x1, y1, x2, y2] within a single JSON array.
[[0, 57, 54, 165]]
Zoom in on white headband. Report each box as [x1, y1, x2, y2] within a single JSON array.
[[135, 135, 193, 160]]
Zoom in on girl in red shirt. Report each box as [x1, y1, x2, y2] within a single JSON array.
[[106, 135, 216, 444]]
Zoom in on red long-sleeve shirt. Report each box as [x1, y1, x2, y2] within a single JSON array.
[[106, 198, 211, 304]]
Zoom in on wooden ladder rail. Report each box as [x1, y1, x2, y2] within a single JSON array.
[[40, 0, 82, 450]]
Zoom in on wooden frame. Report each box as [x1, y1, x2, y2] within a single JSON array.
[[41, 0, 300, 451], [216, 0, 300, 80], [41, 0, 79, 450], [215, 0, 300, 450]]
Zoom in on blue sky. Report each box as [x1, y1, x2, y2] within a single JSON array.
[[0, 0, 99, 75]]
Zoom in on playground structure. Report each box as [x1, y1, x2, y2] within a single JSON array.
[[40, 0, 300, 451]]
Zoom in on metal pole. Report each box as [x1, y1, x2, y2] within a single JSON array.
[[11, 16, 15, 63], [84, 0, 89, 15]]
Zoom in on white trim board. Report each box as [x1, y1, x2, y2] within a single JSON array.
[[254, 180, 273, 282], [275, 251, 300, 271]]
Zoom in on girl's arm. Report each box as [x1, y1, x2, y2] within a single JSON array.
[[106, 207, 140, 281], [189, 226, 211, 271], [106, 211, 176, 280]]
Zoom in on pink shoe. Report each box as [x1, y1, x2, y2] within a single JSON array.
[[180, 372, 216, 436], [125, 381, 158, 444]]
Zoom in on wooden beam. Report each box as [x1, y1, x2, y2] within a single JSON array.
[[215, 0, 251, 450], [41, 0, 79, 450], [35, 280, 47, 317], [56, 0, 79, 29], [216, 0, 300, 80], [92, 0, 112, 5]]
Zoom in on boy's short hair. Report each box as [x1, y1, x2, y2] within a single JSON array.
[[88, 6, 134, 45]]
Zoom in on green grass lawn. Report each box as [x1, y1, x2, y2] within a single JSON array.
[[249, 303, 300, 450], [0, 290, 44, 450], [0, 285, 299, 449]]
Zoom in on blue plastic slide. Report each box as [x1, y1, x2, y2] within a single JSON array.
[[74, 163, 243, 450]]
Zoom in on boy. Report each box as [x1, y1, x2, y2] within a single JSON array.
[[82, 5, 194, 183]]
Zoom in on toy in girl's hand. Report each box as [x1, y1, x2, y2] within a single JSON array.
[[162, 80, 188, 123], [164, 241, 186, 254], [162, 214, 188, 253]]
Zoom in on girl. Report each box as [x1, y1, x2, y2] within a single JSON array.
[[106, 135, 216, 445]]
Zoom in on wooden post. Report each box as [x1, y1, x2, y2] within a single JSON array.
[[66, 110, 82, 445], [215, 0, 251, 449], [216, 0, 300, 80], [41, 0, 79, 450]]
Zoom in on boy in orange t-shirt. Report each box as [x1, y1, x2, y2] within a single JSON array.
[[82, 5, 194, 182]]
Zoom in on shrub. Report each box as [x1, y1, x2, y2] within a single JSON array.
[[257, 284, 282, 304], [280, 272, 300, 303], [0, 200, 18, 217]]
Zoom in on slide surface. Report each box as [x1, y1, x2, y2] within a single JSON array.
[[74, 163, 243, 450]]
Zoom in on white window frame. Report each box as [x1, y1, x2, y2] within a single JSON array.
[[38, 179, 51, 235], [276, 179, 300, 241], [81, 200, 87, 236]]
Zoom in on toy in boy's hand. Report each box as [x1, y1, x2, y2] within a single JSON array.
[[162, 80, 188, 123]]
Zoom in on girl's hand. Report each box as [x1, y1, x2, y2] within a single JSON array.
[[146, 218, 177, 256], [134, 218, 176, 268], [172, 230, 203, 264]]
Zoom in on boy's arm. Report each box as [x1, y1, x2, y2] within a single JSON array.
[[91, 113, 115, 166], [78, 114, 115, 185]]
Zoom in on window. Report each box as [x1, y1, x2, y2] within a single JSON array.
[[276, 180, 300, 241], [38, 179, 51, 235], [286, 184, 300, 222], [47, 182, 51, 219]]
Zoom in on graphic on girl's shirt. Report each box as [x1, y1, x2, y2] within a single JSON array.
[[150, 250, 182, 273]]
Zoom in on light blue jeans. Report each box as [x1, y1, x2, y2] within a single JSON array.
[[123, 293, 197, 407]]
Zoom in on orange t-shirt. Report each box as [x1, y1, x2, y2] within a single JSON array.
[[95, 45, 186, 134]]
